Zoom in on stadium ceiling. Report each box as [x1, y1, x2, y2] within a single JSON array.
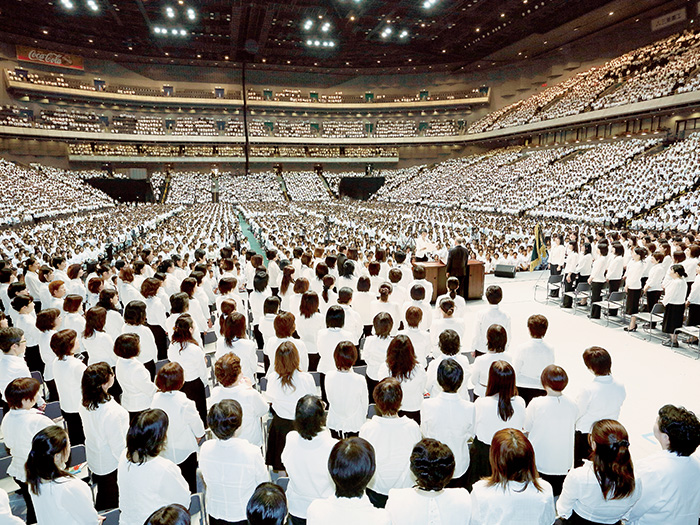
[[0, 0, 682, 71]]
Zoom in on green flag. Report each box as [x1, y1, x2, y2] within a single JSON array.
[[530, 224, 547, 271]]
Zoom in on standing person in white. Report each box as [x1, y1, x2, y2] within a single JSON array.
[[50, 329, 87, 445], [512, 314, 556, 406], [471, 286, 511, 356], [325, 341, 368, 439], [628, 404, 700, 525], [215, 312, 258, 384], [114, 333, 156, 421], [117, 409, 190, 525]]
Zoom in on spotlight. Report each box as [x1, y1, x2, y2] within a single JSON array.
[[306, 39, 313, 45], [328, 41, 335, 47], [303, 19, 313, 30], [321, 22, 331, 32], [86, 0, 98, 11], [171, 28, 178, 35], [61, 0, 75, 9], [186, 8, 196, 20], [314, 40, 320, 46], [154, 27, 162, 34], [166, 6, 175, 18], [180, 29, 187, 36], [399, 30, 409, 38]]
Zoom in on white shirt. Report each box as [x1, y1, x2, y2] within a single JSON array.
[[401, 300, 432, 332], [30, 477, 99, 525], [408, 279, 434, 304], [150, 391, 204, 463], [377, 363, 427, 412], [474, 395, 526, 444], [104, 310, 125, 342], [524, 394, 578, 475], [557, 461, 641, 523], [425, 353, 472, 400], [359, 416, 421, 495], [397, 327, 431, 367], [121, 324, 157, 364], [0, 487, 24, 524], [0, 353, 34, 401], [307, 494, 391, 525], [361, 335, 393, 380], [296, 313, 325, 355], [167, 342, 208, 384], [590, 257, 607, 283], [369, 300, 401, 335], [575, 375, 626, 433], [628, 450, 700, 525], [471, 305, 511, 354], [512, 338, 555, 390], [317, 327, 355, 374], [199, 437, 269, 522], [62, 313, 85, 340], [662, 277, 687, 306], [339, 304, 363, 343], [470, 351, 513, 398], [282, 430, 336, 519], [386, 487, 472, 525], [430, 317, 466, 351], [117, 454, 190, 525], [264, 370, 317, 420], [549, 244, 566, 266], [80, 332, 116, 367], [143, 296, 167, 329], [78, 399, 129, 475], [470, 479, 555, 525], [0, 408, 53, 481], [53, 356, 86, 413], [325, 369, 369, 433], [607, 256, 624, 280], [115, 357, 155, 412], [16, 312, 40, 347], [209, 383, 268, 446], [420, 392, 475, 478], [576, 253, 593, 276], [645, 264, 665, 292], [625, 260, 645, 290]]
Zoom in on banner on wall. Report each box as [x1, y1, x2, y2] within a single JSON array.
[[16, 45, 84, 70]]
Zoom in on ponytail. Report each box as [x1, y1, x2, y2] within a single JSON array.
[[26, 426, 71, 496]]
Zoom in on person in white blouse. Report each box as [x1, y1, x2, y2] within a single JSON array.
[[282, 395, 337, 524], [386, 438, 472, 525], [60, 295, 86, 339], [359, 377, 422, 508], [430, 298, 466, 352], [246, 482, 288, 525], [588, 244, 609, 320], [296, 292, 325, 369], [524, 365, 577, 497], [361, 312, 394, 402], [471, 286, 510, 356], [605, 243, 625, 317], [26, 425, 100, 525], [562, 241, 580, 308], [641, 251, 665, 315], [377, 335, 426, 424], [512, 314, 555, 405], [11, 294, 43, 374], [50, 328, 87, 445], [396, 306, 430, 368], [325, 341, 368, 439], [354, 278, 376, 333], [263, 312, 309, 373], [470, 429, 555, 525], [425, 329, 471, 401], [0, 377, 52, 524], [401, 285, 432, 333], [150, 362, 205, 493], [114, 333, 156, 420], [122, 300, 158, 379], [210, 353, 268, 447], [264, 341, 317, 471], [200, 399, 269, 525], [468, 360, 526, 490], [557, 419, 640, 524], [117, 409, 190, 525], [216, 311, 258, 384], [79, 362, 129, 512], [421, 359, 475, 487], [167, 314, 209, 424], [0, 326, 45, 407], [80, 307, 116, 367], [549, 234, 566, 281], [623, 247, 648, 332], [258, 297, 281, 353], [627, 404, 700, 525], [574, 347, 626, 468], [141, 278, 168, 330], [661, 264, 688, 348], [0, 487, 24, 525], [369, 284, 401, 337], [96, 289, 125, 343], [470, 324, 512, 399]]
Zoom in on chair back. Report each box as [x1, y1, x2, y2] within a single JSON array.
[[68, 444, 87, 468], [651, 303, 665, 315], [44, 400, 62, 421], [548, 275, 562, 284], [99, 508, 120, 525], [367, 403, 377, 418], [189, 493, 206, 525], [608, 291, 625, 303], [576, 282, 591, 292], [155, 359, 169, 374], [276, 476, 290, 491]]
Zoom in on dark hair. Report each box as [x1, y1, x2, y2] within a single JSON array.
[[172, 314, 199, 351], [208, 399, 243, 440], [246, 482, 288, 525], [671, 264, 687, 278], [373, 312, 393, 338], [329, 437, 376, 498], [657, 404, 700, 456], [486, 324, 508, 352], [218, 277, 236, 295], [5, 377, 41, 409], [62, 294, 83, 314], [326, 305, 345, 329], [337, 287, 353, 304], [180, 277, 197, 299], [170, 292, 190, 315], [275, 341, 300, 389], [114, 333, 140, 359], [377, 283, 392, 303], [485, 360, 517, 422], [373, 377, 402, 416], [389, 268, 402, 284], [315, 262, 329, 281], [124, 300, 148, 326], [321, 274, 335, 301], [598, 244, 609, 257], [356, 276, 371, 293], [299, 292, 320, 319], [274, 311, 296, 338], [485, 285, 503, 305], [410, 438, 455, 491], [81, 362, 113, 410], [223, 312, 247, 346], [412, 264, 426, 280], [26, 426, 71, 495], [155, 362, 185, 392], [333, 341, 357, 371], [409, 284, 425, 301], [439, 298, 455, 317], [97, 289, 119, 312], [280, 266, 295, 295], [50, 329, 77, 360], [253, 270, 269, 293], [527, 314, 548, 338], [84, 306, 106, 339], [386, 335, 417, 382], [145, 504, 191, 525], [437, 358, 464, 393], [293, 278, 309, 295], [35, 308, 60, 333], [294, 395, 326, 440], [541, 365, 568, 392], [263, 296, 281, 315], [446, 276, 460, 300], [583, 346, 612, 376], [438, 329, 460, 356], [215, 353, 241, 387], [87, 277, 104, 295], [487, 429, 542, 491], [126, 409, 169, 464], [405, 306, 423, 328], [590, 419, 635, 499], [11, 294, 33, 313]]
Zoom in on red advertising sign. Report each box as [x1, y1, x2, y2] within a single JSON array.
[[16, 45, 84, 70]]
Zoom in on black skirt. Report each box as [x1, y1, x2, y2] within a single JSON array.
[[466, 437, 491, 491], [687, 303, 700, 327], [662, 303, 685, 334], [182, 378, 208, 426], [266, 409, 295, 471], [625, 288, 642, 315]]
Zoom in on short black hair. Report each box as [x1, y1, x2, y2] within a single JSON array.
[[485, 285, 503, 305], [329, 437, 376, 498], [326, 305, 345, 328], [207, 399, 243, 440], [657, 404, 700, 457], [123, 300, 147, 326], [437, 358, 464, 393], [410, 438, 455, 491], [438, 329, 460, 356], [126, 409, 169, 464], [294, 395, 326, 440], [114, 333, 140, 359], [145, 504, 191, 525], [246, 482, 288, 525]]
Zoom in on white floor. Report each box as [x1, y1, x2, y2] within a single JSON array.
[[466, 271, 700, 463]]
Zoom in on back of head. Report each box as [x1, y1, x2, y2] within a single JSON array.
[[207, 399, 243, 440], [657, 404, 700, 456], [583, 346, 612, 376], [26, 425, 70, 496], [145, 504, 191, 525], [527, 314, 548, 339], [405, 306, 423, 328], [412, 265, 426, 280], [438, 329, 460, 356], [294, 395, 326, 440], [485, 285, 503, 305], [488, 429, 541, 491], [326, 305, 345, 329], [590, 419, 635, 499], [486, 324, 508, 353], [0, 326, 23, 354], [410, 438, 455, 491], [410, 284, 425, 302], [372, 312, 393, 338], [126, 409, 169, 464], [437, 358, 464, 393], [373, 377, 402, 416], [485, 360, 517, 422], [329, 437, 376, 498], [246, 482, 288, 525]]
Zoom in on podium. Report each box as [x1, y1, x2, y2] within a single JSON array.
[[467, 260, 485, 300], [421, 261, 446, 303]]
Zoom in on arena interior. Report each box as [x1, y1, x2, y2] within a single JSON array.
[[0, 0, 699, 523]]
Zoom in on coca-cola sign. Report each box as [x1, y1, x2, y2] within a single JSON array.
[[16, 45, 84, 70]]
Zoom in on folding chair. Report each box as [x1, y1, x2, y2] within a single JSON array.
[[565, 282, 591, 316], [675, 324, 700, 358], [99, 509, 120, 525], [310, 371, 322, 387], [189, 493, 206, 525], [592, 291, 626, 326], [155, 359, 169, 374], [30, 370, 47, 400], [367, 403, 377, 419], [353, 365, 367, 377], [634, 303, 665, 341], [258, 377, 268, 392], [44, 400, 62, 422], [275, 477, 290, 491]]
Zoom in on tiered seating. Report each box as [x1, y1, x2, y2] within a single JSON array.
[[218, 171, 284, 202], [374, 120, 417, 138], [165, 171, 214, 204], [283, 171, 330, 201], [322, 121, 367, 138], [38, 109, 103, 133], [172, 117, 218, 136]]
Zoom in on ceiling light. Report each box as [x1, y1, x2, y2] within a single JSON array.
[[86, 0, 99, 11], [609, 11, 614, 15], [187, 8, 196, 20], [329, 41, 335, 47], [61, 0, 74, 9], [303, 19, 313, 30], [171, 28, 178, 35], [306, 39, 313, 45], [321, 22, 331, 32], [154, 27, 162, 34], [180, 29, 187, 36], [314, 40, 320, 46], [166, 6, 175, 18], [399, 30, 409, 38]]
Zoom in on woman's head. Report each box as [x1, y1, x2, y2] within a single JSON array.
[[325, 305, 345, 329], [410, 439, 455, 491], [84, 306, 107, 339], [114, 333, 140, 359], [333, 341, 357, 371], [25, 426, 70, 495], [372, 312, 393, 338], [485, 360, 517, 422], [590, 419, 635, 500], [172, 314, 198, 347], [294, 395, 326, 441], [126, 409, 169, 464], [486, 324, 508, 353], [386, 334, 417, 381], [62, 294, 83, 314], [81, 362, 113, 410], [274, 311, 296, 338], [123, 300, 148, 326], [378, 283, 392, 302], [373, 377, 402, 416], [215, 353, 242, 387], [329, 437, 376, 499], [274, 341, 300, 388], [247, 483, 288, 525], [207, 399, 243, 440], [141, 277, 161, 299], [36, 308, 61, 333], [50, 329, 78, 360], [438, 298, 455, 318], [155, 362, 185, 392], [488, 429, 542, 491], [223, 312, 247, 345], [293, 277, 309, 295], [299, 292, 319, 319]]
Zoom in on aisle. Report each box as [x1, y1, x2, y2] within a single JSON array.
[[238, 213, 267, 264]]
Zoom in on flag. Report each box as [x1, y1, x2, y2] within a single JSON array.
[[530, 224, 548, 271]]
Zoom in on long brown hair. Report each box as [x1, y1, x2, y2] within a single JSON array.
[[280, 266, 295, 295], [223, 312, 247, 346], [386, 334, 416, 382], [172, 314, 199, 352], [485, 360, 518, 422], [590, 419, 636, 500], [83, 306, 106, 339], [275, 341, 300, 389], [487, 429, 543, 492]]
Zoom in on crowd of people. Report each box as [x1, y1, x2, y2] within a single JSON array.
[[282, 172, 331, 202]]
